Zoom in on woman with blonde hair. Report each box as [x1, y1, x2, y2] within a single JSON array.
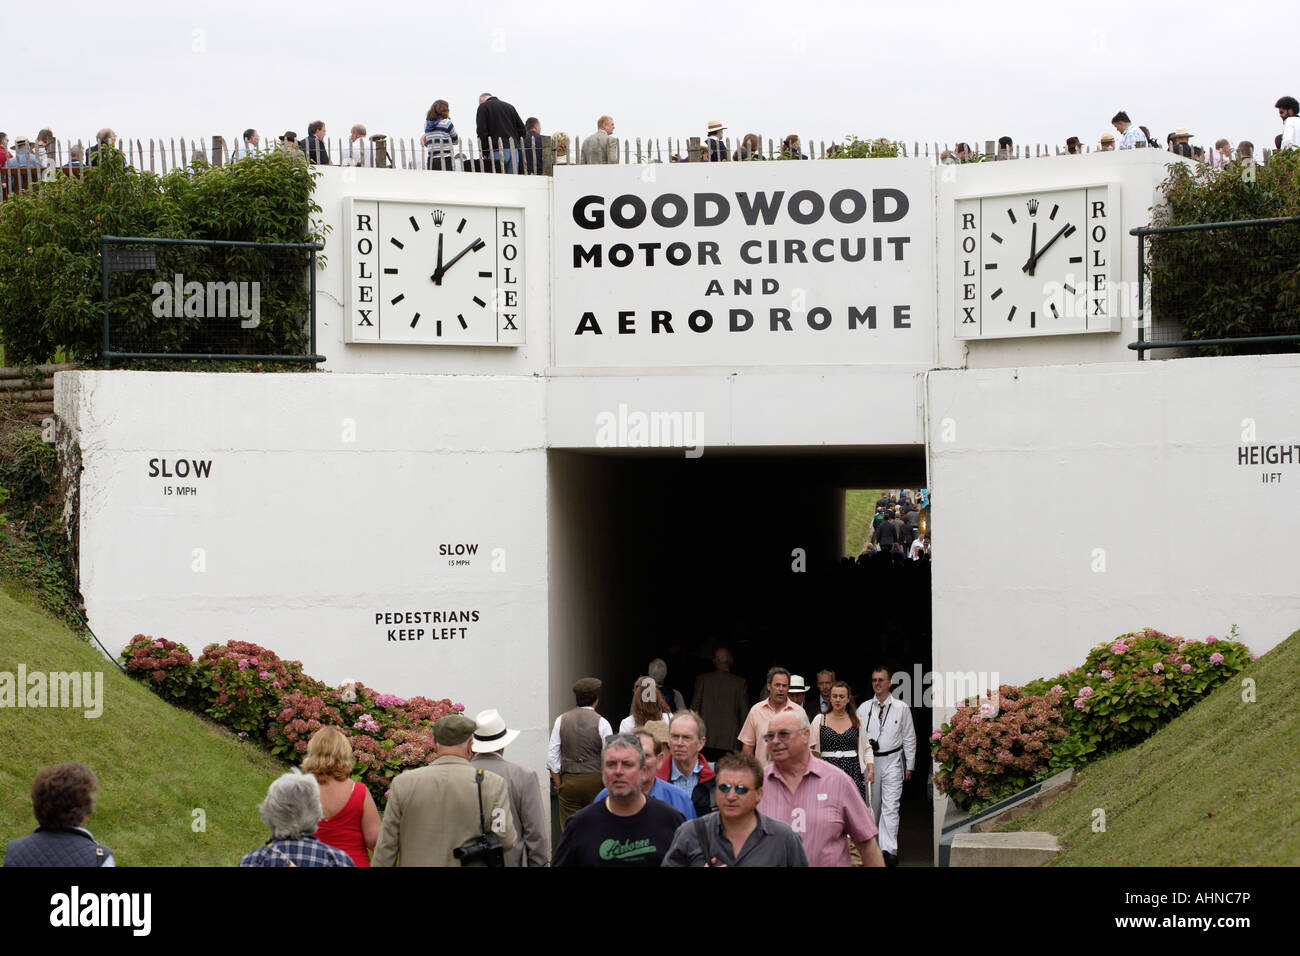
[[618, 675, 672, 733], [302, 726, 381, 866]]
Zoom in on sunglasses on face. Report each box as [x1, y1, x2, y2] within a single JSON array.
[[717, 783, 755, 795], [762, 729, 800, 742]]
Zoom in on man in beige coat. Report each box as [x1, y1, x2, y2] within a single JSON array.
[[471, 708, 550, 867], [580, 116, 619, 164], [373, 714, 516, 866]]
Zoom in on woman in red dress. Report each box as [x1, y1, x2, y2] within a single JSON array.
[[302, 727, 381, 866]]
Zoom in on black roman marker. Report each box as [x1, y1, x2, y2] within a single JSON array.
[[473, 296, 486, 308], [1007, 208, 1017, 223], [458, 314, 468, 329], [410, 312, 421, 328], [409, 216, 419, 231], [390, 238, 404, 249], [457, 218, 467, 233], [991, 287, 1003, 300], [391, 293, 405, 305], [1049, 204, 1059, 220], [991, 232, 1003, 244]]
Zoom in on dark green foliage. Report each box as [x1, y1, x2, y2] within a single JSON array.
[[0, 420, 80, 625], [1148, 151, 1300, 355], [0, 147, 326, 364]]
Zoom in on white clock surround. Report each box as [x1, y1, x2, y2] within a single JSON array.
[[346, 198, 526, 347], [955, 184, 1122, 340]]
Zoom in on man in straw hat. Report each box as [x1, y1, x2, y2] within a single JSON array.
[[373, 713, 515, 866], [548, 677, 613, 829], [706, 120, 729, 162], [471, 708, 550, 867]]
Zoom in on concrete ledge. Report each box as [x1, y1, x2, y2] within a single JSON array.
[[949, 831, 1059, 867]]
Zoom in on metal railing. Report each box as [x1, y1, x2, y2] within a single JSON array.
[[1130, 216, 1300, 358], [100, 236, 326, 368]]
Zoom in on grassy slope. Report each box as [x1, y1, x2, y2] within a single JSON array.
[[843, 489, 885, 556], [997, 629, 1300, 865], [0, 582, 289, 866]]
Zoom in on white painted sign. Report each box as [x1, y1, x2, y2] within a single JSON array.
[[553, 160, 935, 367]]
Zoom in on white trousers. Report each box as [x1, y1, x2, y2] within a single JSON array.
[[870, 752, 906, 855]]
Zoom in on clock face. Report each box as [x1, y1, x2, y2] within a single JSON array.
[[346, 199, 525, 346], [955, 185, 1120, 339]]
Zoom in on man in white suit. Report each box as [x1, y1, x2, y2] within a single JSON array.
[[858, 666, 916, 867]]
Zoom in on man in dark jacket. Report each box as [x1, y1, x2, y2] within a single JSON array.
[[876, 510, 900, 552], [523, 117, 544, 174], [304, 120, 330, 165], [657, 711, 717, 817], [477, 93, 526, 173]]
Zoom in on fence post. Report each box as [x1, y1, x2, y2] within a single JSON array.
[[1136, 232, 1145, 361], [688, 136, 701, 161], [212, 135, 226, 167]]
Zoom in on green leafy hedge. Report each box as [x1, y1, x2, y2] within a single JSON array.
[[0, 147, 326, 365], [1149, 150, 1300, 355], [933, 627, 1253, 811]]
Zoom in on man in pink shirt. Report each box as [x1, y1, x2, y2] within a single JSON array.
[[738, 667, 802, 766], [756, 709, 885, 867]]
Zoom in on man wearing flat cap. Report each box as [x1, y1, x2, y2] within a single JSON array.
[[373, 713, 516, 866], [548, 677, 613, 829], [471, 708, 550, 867]]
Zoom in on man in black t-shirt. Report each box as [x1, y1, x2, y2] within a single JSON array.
[[552, 734, 685, 866]]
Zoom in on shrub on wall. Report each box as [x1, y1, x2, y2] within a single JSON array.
[[1148, 150, 1300, 355], [931, 685, 1067, 811], [934, 627, 1254, 811], [121, 636, 462, 808], [0, 147, 326, 365], [119, 634, 196, 701]]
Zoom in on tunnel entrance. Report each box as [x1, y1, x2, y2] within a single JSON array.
[[547, 446, 934, 863]]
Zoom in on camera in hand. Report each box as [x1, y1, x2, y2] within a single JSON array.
[[868, 738, 880, 754], [454, 832, 505, 867]]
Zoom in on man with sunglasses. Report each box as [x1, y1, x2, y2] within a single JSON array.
[[663, 753, 807, 866], [757, 710, 884, 867], [552, 733, 686, 867]]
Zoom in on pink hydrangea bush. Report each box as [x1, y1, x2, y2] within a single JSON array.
[[931, 685, 1067, 811], [118, 634, 195, 701], [1022, 626, 1252, 768], [191, 641, 322, 735], [122, 639, 461, 811]]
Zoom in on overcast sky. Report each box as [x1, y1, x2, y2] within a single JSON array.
[[8, 0, 1296, 156]]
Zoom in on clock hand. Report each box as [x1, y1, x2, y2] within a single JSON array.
[[431, 233, 444, 284], [1028, 221, 1037, 274], [432, 237, 486, 284], [1022, 223, 1074, 275]]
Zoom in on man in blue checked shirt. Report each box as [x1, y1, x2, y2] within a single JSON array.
[[1111, 111, 1145, 150]]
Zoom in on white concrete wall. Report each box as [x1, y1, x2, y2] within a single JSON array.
[[927, 353, 1300, 721], [57, 369, 553, 779]]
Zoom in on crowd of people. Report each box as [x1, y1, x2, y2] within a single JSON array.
[[941, 99, 1300, 165], [11, 95, 1294, 177], [862, 490, 929, 560], [5, 648, 919, 868]]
